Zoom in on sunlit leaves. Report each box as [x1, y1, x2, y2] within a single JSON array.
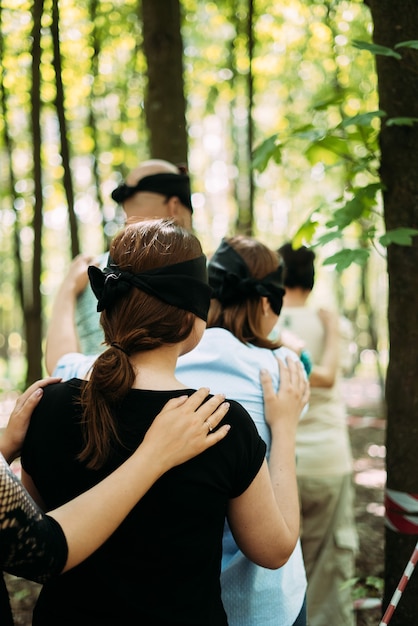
[[305, 135, 351, 165], [292, 213, 320, 247]]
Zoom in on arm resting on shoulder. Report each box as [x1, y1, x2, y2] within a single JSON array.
[[20, 390, 231, 575], [45, 254, 96, 375], [227, 359, 309, 569]]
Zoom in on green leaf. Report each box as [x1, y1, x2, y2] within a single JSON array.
[[326, 198, 363, 229], [251, 134, 280, 172], [365, 576, 384, 592], [352, 40, 402, 60], [394, 40, 418, 50], [359, 182, 383, 200], [386, 117, 418, 127], [305, 135, 350, 165], [326, 184, 382, 229], [340, 577, 360, 592], [341, 110, 386, 128], [379, 228, 418, 246], [323, 248, 370, 271], [290, 127, 324, 142], [292, 218, 319, 246], [312, 92, 345, 111], [316, 230, 343, 246]]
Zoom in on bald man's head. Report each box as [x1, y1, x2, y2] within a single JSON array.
[[111, 159, 193, 231], [125, 159, 181, 185]]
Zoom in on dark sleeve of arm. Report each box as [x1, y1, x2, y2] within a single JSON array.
[[0, 454, 68, 583]]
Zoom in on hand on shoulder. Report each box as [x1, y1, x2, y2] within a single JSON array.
[[0, 377, 61, 463], [65, 254, 99, 296], [260, 358, 309, 432]]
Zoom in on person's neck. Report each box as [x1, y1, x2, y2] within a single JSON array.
[[129, 344, 187, 390], [283, 288, 311, 307]]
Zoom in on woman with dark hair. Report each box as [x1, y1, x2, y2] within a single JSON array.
[[1, 380, 230, 626], [274, 242, 358, 626], [177, 235, 309, 626], [20, 220, 307, 626]]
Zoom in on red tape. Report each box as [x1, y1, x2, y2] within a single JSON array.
[[384, 489, 418, 535], [379, 541, 418, 625]]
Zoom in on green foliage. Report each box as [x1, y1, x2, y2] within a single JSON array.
[[0, 0, 396, 368], [341, 575, 384, 600], [386, 117, 418, 127], [352, 40, 402, 60], [323, 247, 369, 271], [380, 228, 418, 247], [251, 134, 281, 173], [251, 20, 418, 273], [394, 40, 418, 50]]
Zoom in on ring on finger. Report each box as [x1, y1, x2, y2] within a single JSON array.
[[206, 419, 213, 433]]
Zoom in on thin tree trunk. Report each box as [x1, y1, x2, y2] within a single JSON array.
[[233, 0, 254, 235], [244, 0, 254, 235], [51, 0, 79, 258], [0, 4, 25, 316], [367, 1, 418, 622], [88, 0, 109, 250], [140, 0, 188, 165], [27, 0, 45, 385]]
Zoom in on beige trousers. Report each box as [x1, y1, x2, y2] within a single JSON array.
[[298, 473, 359, 626]]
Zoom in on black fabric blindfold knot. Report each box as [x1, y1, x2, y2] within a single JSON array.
[[208, 239, 285, 316], [88, 255, 211, 321], [111, 172, 193, 213]]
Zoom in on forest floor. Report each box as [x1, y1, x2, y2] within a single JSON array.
[[3, 375, 386, 626]]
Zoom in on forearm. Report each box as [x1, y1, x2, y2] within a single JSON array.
[[50, 442, 168, 572], [45, 285, 80, 374], [309, 323, 339, 388], [0, 438, 17, 465], [268, 423, 300, 541]]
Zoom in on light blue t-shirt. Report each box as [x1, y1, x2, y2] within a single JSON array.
[[53, 352, 95, 379], [74, 252, 108, 356], [52, 328, 307, 626], [176, 328, 307, 626]]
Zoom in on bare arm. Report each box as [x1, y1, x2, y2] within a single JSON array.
[[308, 308, 339, 388], [45, 254, 96, 375], [0, 378, 61, 464], [227, 359, 309, 569]]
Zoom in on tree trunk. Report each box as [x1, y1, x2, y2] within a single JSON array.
[[0, 5, 25, 316], [140, 0, 188, 165], [26, 0, 45, 385], [367, 1, 418, 622], [240, 0, 254, 235], [232, 0, 254, 236], [51, 0, 79, 258], [88, 0, 108, 250]]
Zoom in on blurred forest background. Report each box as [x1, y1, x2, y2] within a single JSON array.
[[0, 0, 386, 387], [1, 1, 418, 623]]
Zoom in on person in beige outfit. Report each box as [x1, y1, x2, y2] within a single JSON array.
[[273, 243, 358, 626]]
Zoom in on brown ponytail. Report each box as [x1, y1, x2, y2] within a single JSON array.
[[79, 219, 201, 469]]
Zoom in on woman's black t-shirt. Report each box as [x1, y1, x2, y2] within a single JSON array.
[[21, 379, 266, 626]]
